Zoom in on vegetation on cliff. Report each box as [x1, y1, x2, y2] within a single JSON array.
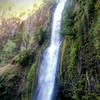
[[0, 0, 53, 100], [59, 0, 100, 100], [0, 0, 100, 100]]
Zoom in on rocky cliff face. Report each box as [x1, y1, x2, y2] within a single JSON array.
[[59, 0, 100, 100], [0, 0, 53, 100], [0, 1, 51, 46]]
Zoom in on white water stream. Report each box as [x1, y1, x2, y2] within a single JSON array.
[[33, 0, 67, 100]]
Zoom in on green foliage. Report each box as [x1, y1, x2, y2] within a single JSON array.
[[59, 0, 100, 100], [15, 26, 46, 52], [81, 94, 98, 100], [96, 84, 100, 91], [60, 36, 78, 81], [25, 60, 38, 100], [68, 40, 78, 77], [97, 96, 100, 100], [82, 96, 88, 100], [87, 93, 98, 100], [61, 1, 75, 37], [59, 37, 70, 81], [36, 26, 47, 46], [0, 40, 16, 63], [73, 79, 87, 100], [15, 31, 32, 50], [90, 14, 100, 50], [3, 40, 16, 53], [15, 50, 35, 67], [0, 67, 20, 100]]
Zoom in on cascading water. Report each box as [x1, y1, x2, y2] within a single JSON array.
[[33, 0, 67, 100]]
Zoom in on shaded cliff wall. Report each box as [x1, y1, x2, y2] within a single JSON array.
[[59, 0, 100, 100]]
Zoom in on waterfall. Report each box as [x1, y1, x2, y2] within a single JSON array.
[[33, 0, 67, 100]]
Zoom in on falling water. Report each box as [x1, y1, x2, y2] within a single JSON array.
[[33, 0, 67, 100]]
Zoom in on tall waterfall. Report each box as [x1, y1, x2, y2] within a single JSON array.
[[33, 0, 67, 100]]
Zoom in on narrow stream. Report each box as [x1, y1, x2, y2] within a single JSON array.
[[33, 0, 67, 100]]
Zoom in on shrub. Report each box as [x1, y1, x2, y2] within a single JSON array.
[[15, 50, 35, 67], [0, 40, 16, 63]]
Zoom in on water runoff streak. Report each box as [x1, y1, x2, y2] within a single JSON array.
[[33, 0, 67, 100]]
